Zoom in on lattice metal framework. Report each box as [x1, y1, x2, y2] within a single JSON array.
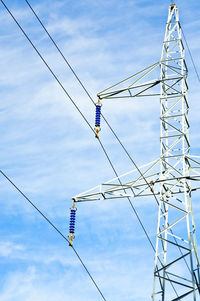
[[153, 4, 199, 300], [71, 3, 200, 300]]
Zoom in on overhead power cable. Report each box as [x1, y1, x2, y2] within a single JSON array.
[[23, 0, 168, 256], [23, 1, 199, 296], [0, 170, 107, 301], [0, 3, 184, 291], [23, 1, 190, 276], [0, 0, 156, 253], [23, 0, 161, 202], [181, 25, 200, 83], [0, 1, 180, 296], [0, 167, 179, 297], [0, 0, 160, 295]]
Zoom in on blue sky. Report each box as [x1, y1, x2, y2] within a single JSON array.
[[0, 0, 200, 300]]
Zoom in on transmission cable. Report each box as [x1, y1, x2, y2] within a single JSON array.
[[23, 0, 167, 254], [0, 1, 183, 296], [24, 1, 199, 294], [0, 0, 182, 296], [23, 0, 162, 203], [0, 0, 161, 289], [0, 1, 179, 296], [181, 24, 200, 83], [23, 1, 191, 280], [0, 2, 184, 292], [0, 167, 178, 297], [0, 170, 107, 301], [0, 0, 157, 255]]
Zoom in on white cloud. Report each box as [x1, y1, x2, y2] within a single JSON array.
[[0, 241, 25, 257]]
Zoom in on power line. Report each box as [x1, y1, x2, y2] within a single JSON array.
[[22, 0, 168, 257], [0, 2, 184, 285], [23, 0, 161, 204], [0, 167, 179, 297], [0, 1, 180, 296], [98, 140, 156, 251], [21, 2, 192, 296], [0, 0, 159, 295], [0, 0, 156, 254], [0, 169, 107, 301], [23, 1, 199, 296], [181, 25, 200, 83], [22, 1, 187, 268]]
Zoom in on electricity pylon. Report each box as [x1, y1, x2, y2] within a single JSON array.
[[71, 3, 200, 300], [152, 4, 200, 300]]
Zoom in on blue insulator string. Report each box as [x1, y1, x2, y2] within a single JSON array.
[[95, 100, 102, 138], [95, 104, 101, 127], [68, 205, 77, 246], [69, 209, 76, 233]]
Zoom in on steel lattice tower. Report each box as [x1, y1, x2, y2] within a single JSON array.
[[152, 4, 200, 300], [71, 3, 200, 300]]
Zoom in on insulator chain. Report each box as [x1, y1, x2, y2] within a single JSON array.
[[68, 202, 77, 246], [94, 99, 102, 138]]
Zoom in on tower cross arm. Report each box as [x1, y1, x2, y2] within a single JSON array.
[[72, 157, 200, 203], [97, 62, 161, 100]]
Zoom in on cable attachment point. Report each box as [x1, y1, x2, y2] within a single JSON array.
[[94, 99, 102, 139], [68, 201, 77, 246]]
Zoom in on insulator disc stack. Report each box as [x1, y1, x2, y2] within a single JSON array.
[[94, 100, 102, 138], [69, 208, 76, 234], [68, 204, 77, 246], [95, 104, 101, 127]]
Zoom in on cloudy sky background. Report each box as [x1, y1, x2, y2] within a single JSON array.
[[0, 0, 200, 300]]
